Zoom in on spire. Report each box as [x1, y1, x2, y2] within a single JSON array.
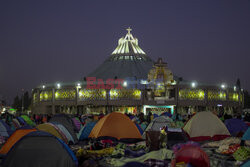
[[111, 28, 146, 55]]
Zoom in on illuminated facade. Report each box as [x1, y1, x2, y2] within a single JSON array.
[[32, 28, 244, 115]]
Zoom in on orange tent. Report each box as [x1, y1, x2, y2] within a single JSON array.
[[0, 128, 37, 155], [89, 112, 142, 140]]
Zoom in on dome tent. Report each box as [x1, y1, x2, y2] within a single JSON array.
[[225, 118, 248, 136], [242, 127, 250, 141], [2, 131, 78, 167], [21, 115, 36, 127], [89, 112, 142, 140], [51, 122, 76, 144], [49, 114, 78, 143], [142, 116, 173, 139], [0, 120, 13, 137], [183, 111, 230, 141], [77, 122, 96, 140], [0, 127, 36, 155], [36, 123, 68, 143]]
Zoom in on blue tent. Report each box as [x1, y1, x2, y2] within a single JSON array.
[[135, 123, 144, 135], [161, 112, 172, 118], [140, 123, 147, 131], [242, 127, 250, 141], [225, 118, 248, 136], [240, 159, 250, 167], [17, 117, 27, 126], [153, 114, 159, 119], [2, 131, 78, 167], [77, 122, 96, 140], [0, 120, 13, 137]]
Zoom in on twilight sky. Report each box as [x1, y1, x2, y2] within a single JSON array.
[[0, 0, 250, 104]]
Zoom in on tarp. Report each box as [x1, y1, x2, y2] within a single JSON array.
[[21, 115, 36, 127], [242, 127, 250, 141], [0, 120, 13, 137], [167, 131, 189, 148], [2, 131, 78, 167], [89, 112, 142, 140], [225, 118, 248, 136], [108, 148, 173, 166], [77, 122, 96, 140], [0, 128, 36, 155], [183, 111, 230, 141]]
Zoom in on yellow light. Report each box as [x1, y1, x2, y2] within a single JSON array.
[[102, 90, 106, 97], [199, 91, 204, 98], [133, 89, 141, 99]]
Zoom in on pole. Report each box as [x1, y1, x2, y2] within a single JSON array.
[[21, 88, 24, 113]]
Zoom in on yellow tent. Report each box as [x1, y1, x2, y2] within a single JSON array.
[[36, 123, 67, 143]]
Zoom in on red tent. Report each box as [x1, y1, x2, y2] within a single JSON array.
[[173, 145, 210, 167]]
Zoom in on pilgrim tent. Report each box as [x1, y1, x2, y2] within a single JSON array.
[[89, 112, 142, 140], [135, 123, 144, 135], [173, 145, 210, 167], [0, 127, 36, 155], [225, 118, 248, 136], [50, 114, 78, 132], [0, 120, 13, 137], [12, 119, 21, 129], [183, 111, 230, 141], [142, 116, 173, 139], [36, 123, 68, 143], [51, 122, 76, 144], [161, 112, 172, 118], [72, 117, 81, 132], [242, 127, 250, 141], [78, 122, 96, 140], [21, 115, 36, 127], [17, 117, 27, 126], [2, 131, 78, 167], [49, 114, 78, 142]]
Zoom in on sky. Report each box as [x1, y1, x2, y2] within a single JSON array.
[[0, 0, 250, 104]]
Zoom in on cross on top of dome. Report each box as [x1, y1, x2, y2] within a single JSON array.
[[111, 28, 146, 55], [126, 27, 132, 34]]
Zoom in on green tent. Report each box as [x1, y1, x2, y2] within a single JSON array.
[[21, 115, 36, 127]]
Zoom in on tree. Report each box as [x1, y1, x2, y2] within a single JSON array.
[[23, 91, 31, 110], [12, 95, 21, 111], [244, 90, 250, 109], [12, 91, 31, 112], [236, 78, 241, 90]]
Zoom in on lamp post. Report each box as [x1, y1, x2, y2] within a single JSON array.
[[176, 77, 182, 114]]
